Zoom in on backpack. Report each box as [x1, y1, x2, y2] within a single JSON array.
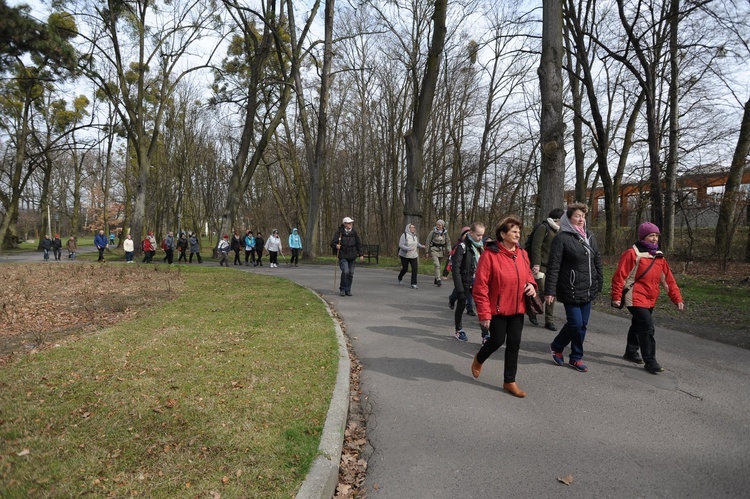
[[443, 245, 458, 276], [523, 221, 549, 252], [161, 238, 168, 250]]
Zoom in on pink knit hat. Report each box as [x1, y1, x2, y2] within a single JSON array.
[[638, 222, 660, 240]]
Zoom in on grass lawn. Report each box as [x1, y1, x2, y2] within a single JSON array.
[[0, 265, 338, 497]]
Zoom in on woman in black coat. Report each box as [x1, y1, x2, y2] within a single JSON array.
[[544, 202, 603, 372]]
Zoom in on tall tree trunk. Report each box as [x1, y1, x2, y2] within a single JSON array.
[[403, 0, 448, 228], [304, 0, 334, 258], [538, 0, 566, 216], [663, 0, 680, 251], [715, 97, 750, 264]]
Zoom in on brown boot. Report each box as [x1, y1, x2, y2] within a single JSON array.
[[503, 382, 526, 398], [471, 354, 482, 379]]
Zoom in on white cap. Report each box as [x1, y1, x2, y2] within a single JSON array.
[[342, 217, 354, 223]]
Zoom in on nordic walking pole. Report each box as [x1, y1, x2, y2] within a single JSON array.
[[334, 233, 342, 291]]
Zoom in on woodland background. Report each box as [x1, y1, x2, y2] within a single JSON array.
[[1, 0, 749, 261]]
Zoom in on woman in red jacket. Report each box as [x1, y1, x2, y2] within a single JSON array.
[[611, 222, 684, 374], [471, 216, 538, 398]]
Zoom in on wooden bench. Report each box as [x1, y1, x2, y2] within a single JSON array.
[[363, 244, 380, 264]]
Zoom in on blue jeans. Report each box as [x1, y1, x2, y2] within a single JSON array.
[[551, 301, 592, 361], [43, 249, 50, 260], [339, 258, 356, 292]]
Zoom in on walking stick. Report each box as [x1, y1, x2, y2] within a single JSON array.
[[334, 233, 342, 291]]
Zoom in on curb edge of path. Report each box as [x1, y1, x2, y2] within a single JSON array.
[[295, 293, 350, 499]]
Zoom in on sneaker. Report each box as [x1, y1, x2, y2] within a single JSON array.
[[454, 330, 468, 342], [345, 291, 352, 296], [398, 279, 403, 286], [568, 360, 588, 372], [644, 362, 664, 374], [466, 309, 476, 316], [544, 322, 557, 331], [550, 344, 564, 366], [528, 315, 539, 326], [411, 284, 418, 289], [340, 291, 346, 296], [623, 352, 644, 364]]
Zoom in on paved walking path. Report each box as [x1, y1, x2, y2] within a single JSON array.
[[253, 263, 750, 498], [5, 254, 749, 497]]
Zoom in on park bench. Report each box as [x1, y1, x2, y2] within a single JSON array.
[[363, 244, 380, 264]]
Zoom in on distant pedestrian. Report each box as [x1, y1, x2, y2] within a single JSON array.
[[162, 231, 175, 264], [66, 236, 77, 260], [545, 202, 603, 373], [426, 220, 451, 286], [288, 228, 302, 267], [526, 208, 564, 330], [265, 229, 283, 268], [254, 232, 265, 266], [218, 234, 230, 266], [94, 229, 108, 262], [471, 216, 538, 398], [451, 222, 487, 342], [123, 234, 134, 262], [189, 231, 202, 263], [611, 222, 684, 374], [244, 230, 255, 266], [331, 217, 364, 296], [147, 231, 157, 262], [41, 234, 52, 261], [397, 223, 426, 289], [109, 231, 115, 246], [52, 234, 62, 261], [176, 232, 188, 263], [231, 231, 242, 265], [142, 236, 154, 263]]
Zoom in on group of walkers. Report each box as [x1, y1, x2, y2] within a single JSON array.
[[216, 228, 303, 268], [351, 202, 683, 399], [44, 206, 684, 399]]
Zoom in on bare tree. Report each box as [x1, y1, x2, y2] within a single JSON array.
[[538, 0, 566, 217], [402, 0, 448, 227]]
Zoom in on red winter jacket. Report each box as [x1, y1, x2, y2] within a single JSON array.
[[473, 241, 537, 321], [611, 243, 683, 308]]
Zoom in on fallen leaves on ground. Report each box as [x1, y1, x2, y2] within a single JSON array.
[[334, 331, 368, 498], [0, 263, 182, 361]]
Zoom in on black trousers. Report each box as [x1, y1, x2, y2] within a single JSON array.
[[189, 251, 202, 263], [290, 248, 300, 265], [233, 249, 241, 264], [626, 306, 657, 363], [476, 314, 524, 383], [398, 256, 418, 285]]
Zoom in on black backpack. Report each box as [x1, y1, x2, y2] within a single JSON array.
[[523, 221, 549, 251]]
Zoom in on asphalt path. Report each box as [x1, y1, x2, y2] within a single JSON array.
[[251, 263, 750, 498], [5, 253, 749, 497]]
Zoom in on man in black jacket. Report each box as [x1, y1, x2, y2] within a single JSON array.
[[331, 217, 364, 296]]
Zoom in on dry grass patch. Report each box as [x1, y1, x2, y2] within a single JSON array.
[[0, 265, 338, 497], [0, 263, 183, 361]]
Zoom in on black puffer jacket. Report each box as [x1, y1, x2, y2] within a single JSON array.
[[451, 238, 482, 294], [331, 226, 363, 260], [544, 220, 603, 304]]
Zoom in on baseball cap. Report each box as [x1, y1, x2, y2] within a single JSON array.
[[342, 217, 354, 223]]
